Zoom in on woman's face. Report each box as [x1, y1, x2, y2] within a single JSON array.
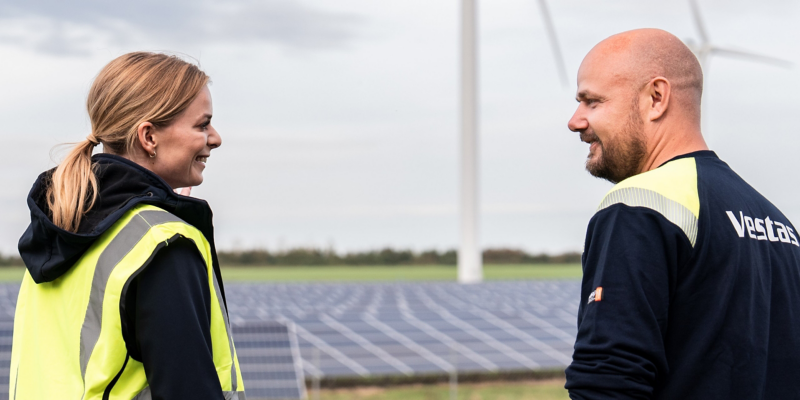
[[148, 86, 221, 189]]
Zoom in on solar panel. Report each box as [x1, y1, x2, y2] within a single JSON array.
[[233, 320, 307, 400], [0, 284, 17, 398]]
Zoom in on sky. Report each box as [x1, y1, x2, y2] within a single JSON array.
[[1, 0, 798, 255]]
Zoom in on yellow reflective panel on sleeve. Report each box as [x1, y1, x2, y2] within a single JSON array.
[[598, 157, 701, 246], [607, 157, 700, 218]]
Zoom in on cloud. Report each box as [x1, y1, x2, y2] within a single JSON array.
[[0, 0, 362, 55]]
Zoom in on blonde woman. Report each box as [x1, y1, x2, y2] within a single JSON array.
[[10, 53, 244, 399]]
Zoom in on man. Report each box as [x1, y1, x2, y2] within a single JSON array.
[[565, 29, 800, 399]]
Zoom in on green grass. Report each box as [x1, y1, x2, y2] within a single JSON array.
[[0, 267, 25, 282], [315, 379, 569, 400], [0, 264, 582, 283], [220, 264, 582, 282]]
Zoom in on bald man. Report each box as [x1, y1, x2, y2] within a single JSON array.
[[565, 29, 800, 399]]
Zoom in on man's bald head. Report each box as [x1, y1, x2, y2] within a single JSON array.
[[569, 29, 709, 183], [581, 29, 704, 117]]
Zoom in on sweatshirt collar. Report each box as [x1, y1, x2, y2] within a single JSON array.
[[658, 150, 718, 168]]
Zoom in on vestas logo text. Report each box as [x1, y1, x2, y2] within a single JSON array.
[[726, 211, 799, 247]]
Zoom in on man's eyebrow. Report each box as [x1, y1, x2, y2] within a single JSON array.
[[576, 90, 604, 102]]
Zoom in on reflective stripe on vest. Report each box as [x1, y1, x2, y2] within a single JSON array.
[[10, 205, 245, 399]]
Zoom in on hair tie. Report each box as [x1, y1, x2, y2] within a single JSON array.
[[86, 135, 100, 147]]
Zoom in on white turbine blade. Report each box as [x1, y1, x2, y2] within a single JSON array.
[[688, 0, 710, 44], [536, 0, 569, 88], [710, 46, 794, 68], [697, 49, 709, 72]]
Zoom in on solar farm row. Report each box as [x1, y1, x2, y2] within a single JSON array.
[[0, 280, 581, 399]]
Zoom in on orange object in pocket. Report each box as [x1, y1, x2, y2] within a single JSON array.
[[595, 287, 603, 301]]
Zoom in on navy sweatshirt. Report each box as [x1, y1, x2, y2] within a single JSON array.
[[566, 151, 800, 399], [19, 154, 227, 399]]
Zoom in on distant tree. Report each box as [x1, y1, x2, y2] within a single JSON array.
[[213, 247, 579, 267], [0, 253, 24, 267]]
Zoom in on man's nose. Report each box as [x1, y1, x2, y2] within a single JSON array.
[[568, 108, 587, 133]]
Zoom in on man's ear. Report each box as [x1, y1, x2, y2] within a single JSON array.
[[136, 122, 157, 158], [647, 77, 671, 121]]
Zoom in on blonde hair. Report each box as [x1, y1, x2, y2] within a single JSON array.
[[47, 52, 210, 232]]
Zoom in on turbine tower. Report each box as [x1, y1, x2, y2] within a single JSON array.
[[685, 0, 792, 138], [458, 0, 568, 284], [459, 0, 481, 284]]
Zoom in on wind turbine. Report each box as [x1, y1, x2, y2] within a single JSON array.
[[686, 0, 792, 71], [685, 0, 792, 138], [536, 0, 569, 88], [458, 0, 568, 284]]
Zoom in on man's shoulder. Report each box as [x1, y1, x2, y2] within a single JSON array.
[[597, 157, 700, 246]]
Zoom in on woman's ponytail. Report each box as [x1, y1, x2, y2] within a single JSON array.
[[46, 137, 100, 232]]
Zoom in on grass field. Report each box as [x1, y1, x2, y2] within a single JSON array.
[[315, 378, 569, 400], [0, 264, 582, 283], [0, 267, 24, 282], [220, 264, 582, 282]]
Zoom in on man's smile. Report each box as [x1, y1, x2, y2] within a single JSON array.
[[580, 131, 602, 157]]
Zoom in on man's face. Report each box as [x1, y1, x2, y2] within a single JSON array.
[[568, 53, 647, 184]]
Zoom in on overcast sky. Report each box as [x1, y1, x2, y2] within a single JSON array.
[[1, 0, 798, 255]]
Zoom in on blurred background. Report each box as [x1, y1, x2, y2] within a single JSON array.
[[2, 0, 797, 256], [0, 1, 798, 399]]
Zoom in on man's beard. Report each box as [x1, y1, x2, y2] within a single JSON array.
[[583, 99, 647, 184]]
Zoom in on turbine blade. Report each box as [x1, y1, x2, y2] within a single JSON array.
[[697, 50, 709, 72], [710, 46, 794, 68], [688, 0, 710, 44], [536, 0, 569, 88]]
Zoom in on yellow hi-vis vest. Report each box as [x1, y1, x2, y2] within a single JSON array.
[[9, 204, 245, 399]]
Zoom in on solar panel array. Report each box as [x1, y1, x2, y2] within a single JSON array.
[[0, 284, 14, 399], [0, 280, 581, 399], [226, 281, 580, 380]]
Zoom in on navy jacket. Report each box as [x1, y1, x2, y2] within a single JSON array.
[[566, 151, 800, 399], [18, 154, 228, 399]]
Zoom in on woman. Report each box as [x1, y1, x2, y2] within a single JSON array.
[[10, 52, 245, 399]]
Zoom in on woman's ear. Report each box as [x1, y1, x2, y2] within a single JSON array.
[[136, 122, 158, 158]]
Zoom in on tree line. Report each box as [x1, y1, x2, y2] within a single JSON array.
[[0, 248, 581, 267], [0, 253, 22, 267]]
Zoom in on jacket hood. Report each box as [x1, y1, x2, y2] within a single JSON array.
[[19, 154, 221, 284]]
